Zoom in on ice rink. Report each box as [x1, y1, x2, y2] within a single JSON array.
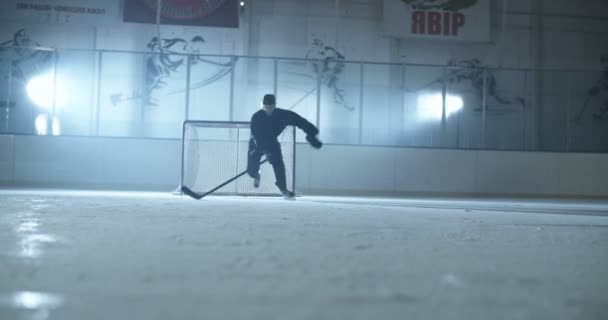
[[1, 189, 607, 320]]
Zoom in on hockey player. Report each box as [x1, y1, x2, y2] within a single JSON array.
[[248, 94, 323, 199]]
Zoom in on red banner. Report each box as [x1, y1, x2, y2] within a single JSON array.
[[124, 0, 238, 28]]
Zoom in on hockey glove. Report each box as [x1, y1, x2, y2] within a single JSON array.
[[306, 135, 323, 149]]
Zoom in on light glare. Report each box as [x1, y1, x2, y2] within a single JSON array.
[[35, 114, 61, 136], [416, 93, 463, 121], [26, 73, 65, 110], [11, 291, 64, 310]]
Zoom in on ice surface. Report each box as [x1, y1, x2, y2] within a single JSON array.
[[0, 189, 607, 320]]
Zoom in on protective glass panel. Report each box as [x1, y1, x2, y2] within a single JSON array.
[[232, 57, 275, 122], [98, 51, 146, 137], [0, 47, 54, 135], [483, 68, 527, 150], [567, 70, 608, 152], [188, 54, 234, 122], [403, 65, 445, 147], [276, 58, 318, 143], [52, 49, 96, 136], [362, 63, 402, 146]]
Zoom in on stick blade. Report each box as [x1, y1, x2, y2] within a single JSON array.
[[181, 186, 203, 200]]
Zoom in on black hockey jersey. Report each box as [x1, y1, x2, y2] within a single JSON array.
[[250, 108, 318, 150]]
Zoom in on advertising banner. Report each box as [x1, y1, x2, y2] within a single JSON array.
[[384, 0, 490, 42], [124, 0, 239, 28], [0, 0, 118, 25]]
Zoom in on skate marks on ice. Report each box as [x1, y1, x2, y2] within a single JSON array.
[[1, 191, 607, 319], [0, 197, 66, 320], [1, 198, 64, 259], [298, 196, 608, 217]]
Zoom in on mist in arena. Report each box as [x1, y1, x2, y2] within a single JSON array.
[[1, 1, 607, 319]]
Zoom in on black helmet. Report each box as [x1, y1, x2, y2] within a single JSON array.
[[263, 94, 276, 105]]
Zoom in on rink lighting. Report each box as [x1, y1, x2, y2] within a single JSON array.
[[35, 114, 61, 136], [11, 291, 64, 310], [240, 1, 245, 6], [416, 93, 463, 121], [26, 73, 65, 110]]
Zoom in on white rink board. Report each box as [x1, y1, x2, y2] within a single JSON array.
[[0, 134, 607, 198]]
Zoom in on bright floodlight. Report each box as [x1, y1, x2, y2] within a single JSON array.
[[240, 1, 245, 6], [26, 73, 64, 110], [35, 113, 61, 136], [416, 93, 463, 121]]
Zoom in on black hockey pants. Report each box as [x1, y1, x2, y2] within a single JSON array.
[[247, 138, 287, 191]]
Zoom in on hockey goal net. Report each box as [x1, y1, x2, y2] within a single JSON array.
[[180, 120, 296, 196]]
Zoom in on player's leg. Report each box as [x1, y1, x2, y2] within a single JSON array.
[[266, 143, 294, 199], [247, 138, 263, 188]]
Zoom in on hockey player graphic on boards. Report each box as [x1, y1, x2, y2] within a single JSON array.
[[0, 29, 54, 132], [572, 54, 608, 122], [408, 58, 526, 113], [143, 36, 193, 106], [110, 35, 235, 107], [305, 38, 353, 111], [0, 29, 53, 87]]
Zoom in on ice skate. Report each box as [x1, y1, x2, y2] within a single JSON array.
[[253, 172, 261, 188], [275, 182, 295, 200], [280, 188, 295, 200]]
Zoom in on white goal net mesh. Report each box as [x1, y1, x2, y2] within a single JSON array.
[[181, 121, 295, 196]]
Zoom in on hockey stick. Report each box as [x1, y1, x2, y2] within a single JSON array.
[[181, 159, 269, 200], [571, 94, 594, 123]]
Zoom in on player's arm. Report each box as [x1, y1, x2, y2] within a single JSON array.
[[283, 110, 323, 149]]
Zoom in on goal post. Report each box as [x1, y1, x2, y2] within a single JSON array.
[[179, 120, 296, 196]]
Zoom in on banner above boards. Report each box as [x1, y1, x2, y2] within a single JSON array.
[[123, 0, 239, 28], [1, 1, 240, 29], [0, 1, 120, 25], [383, 0, 490, 42]]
